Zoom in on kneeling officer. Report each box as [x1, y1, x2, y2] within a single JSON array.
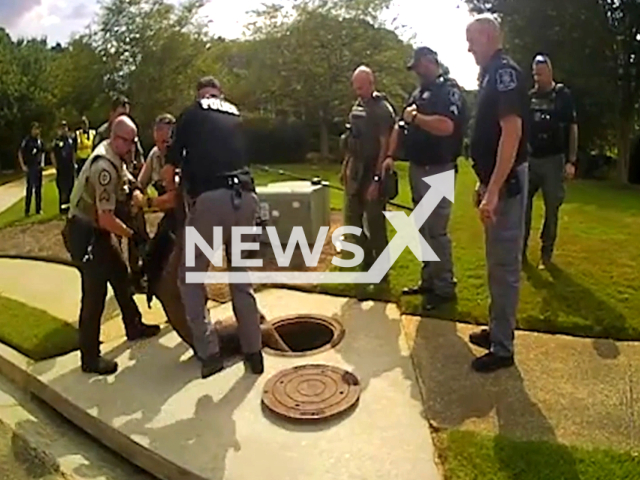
[[63, 116, 160, 375], [163, 76, 263, 379]]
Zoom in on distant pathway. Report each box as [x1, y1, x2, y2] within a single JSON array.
[[0, 170, 55, 215]]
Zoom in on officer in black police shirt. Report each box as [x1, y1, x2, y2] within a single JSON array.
[[465, 16, 530, 373], [162, 76, 264, 379], [51, 120, 76, 214], [387, 46, 467, 311], [524, 54, 578, 268], [18, 122, 46, 217]]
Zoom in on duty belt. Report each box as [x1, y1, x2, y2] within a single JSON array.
[[201, 174, 255, 194]]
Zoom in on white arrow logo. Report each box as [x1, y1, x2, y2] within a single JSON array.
[[186, 169, 455, 284]]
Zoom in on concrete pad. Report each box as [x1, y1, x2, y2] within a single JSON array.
[[0, 258, 82, 322], [403, 315, 640, 452], [27, 290, 441, 480]]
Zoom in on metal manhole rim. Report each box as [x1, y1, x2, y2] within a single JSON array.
[[263, 313, 345, 358], [261, 363, 361, 421]]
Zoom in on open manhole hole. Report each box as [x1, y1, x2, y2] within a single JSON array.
[[263, 314, 345, 357], [262, 364, 361, 421]]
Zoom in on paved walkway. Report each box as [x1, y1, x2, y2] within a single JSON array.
[[0, 170, 55, 215], [1, 259, 639, 479]]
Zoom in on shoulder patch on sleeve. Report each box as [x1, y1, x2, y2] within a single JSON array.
[[98, 169, 112, 186], [496, 68, 518, 92]]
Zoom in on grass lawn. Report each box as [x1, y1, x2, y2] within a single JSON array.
[[439, 430, 640, 480], [253, 161, 640, 341], [0, 177, 63, 229], [0, 294, 78, 361]]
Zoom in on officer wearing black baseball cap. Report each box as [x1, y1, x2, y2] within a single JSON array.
[[406, 46, 440, 70], [386, 46, 467, 310]]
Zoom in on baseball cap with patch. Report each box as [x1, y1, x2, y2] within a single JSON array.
[[407, 46, 439, 70]]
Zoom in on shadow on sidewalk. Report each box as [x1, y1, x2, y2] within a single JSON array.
[[408, 316, 580, 478], [523, 262, 625, 359]]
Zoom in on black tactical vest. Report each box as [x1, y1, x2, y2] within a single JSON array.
[[529, 84, 567, 158]]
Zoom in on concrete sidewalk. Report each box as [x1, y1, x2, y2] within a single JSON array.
[[0, 169, 55, 215], [4, 289, 441, 480], [1, 258, 639, 480]]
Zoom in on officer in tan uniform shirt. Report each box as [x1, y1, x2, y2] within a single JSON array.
[[63, 116, 160, 376]]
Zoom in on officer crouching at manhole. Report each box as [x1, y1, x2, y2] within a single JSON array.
[[388, 47, 467, 311], [162, 76, 264, 379], [340, 65, 396, 273], [63, 116, 160, 376], [466, 16, 529, 373], [524, 54, 578, 268]]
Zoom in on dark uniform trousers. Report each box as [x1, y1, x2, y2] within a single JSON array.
[[63, 218, 145, 362], [523, 154, 566, 260], [343, 158, 389, 269], [56, 165, 75, 214], [344, 190, 388, 268], [25, 166, 43, 215]]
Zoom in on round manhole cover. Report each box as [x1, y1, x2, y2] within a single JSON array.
[[262, 364, 361, 421]]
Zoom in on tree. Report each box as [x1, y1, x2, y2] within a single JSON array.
[[246, 0, 413, 156], [464, 0, 640, 183]]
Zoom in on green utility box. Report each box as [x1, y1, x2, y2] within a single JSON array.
[[256, 180, 330, 247]]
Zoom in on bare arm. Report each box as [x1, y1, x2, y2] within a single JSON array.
[[97, 211, 134, 237], [569, 124, 578, 163], [413, 114, 454, 137], [386, 124, 400, 158], [137, 157, 152, 189], [149, 190, 178, 211], [51, 152, 57, 169], [18, 151, 26, 171], [487, 115, 522, 195]]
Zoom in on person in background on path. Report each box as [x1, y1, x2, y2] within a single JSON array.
[[524, 54, 579, 269], [340, 65, 396, 273], [74, 116, 95, 177], [51, 120, 76, 214], [388, 46, 467, 311], [63, 116, 160, 376], [18, 122, 46, 217], [466, 15, 530, 373]]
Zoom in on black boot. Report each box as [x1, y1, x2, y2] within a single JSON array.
[[201, 353, 224, 379], [81, 357, 118, 375], [245, 351, 264, 375], [471, 352, 514, 373], [423, 291, 457, 311], [469, 328, 491, 350], [127, 323, 161, 342]]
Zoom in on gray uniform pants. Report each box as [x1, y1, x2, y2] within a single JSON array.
[[524, 154, 565, 261], [484, 162, 529, 357], [409, 162, 456, 297], [343, 188, 388, 269], [178, 188, 262, 361]]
